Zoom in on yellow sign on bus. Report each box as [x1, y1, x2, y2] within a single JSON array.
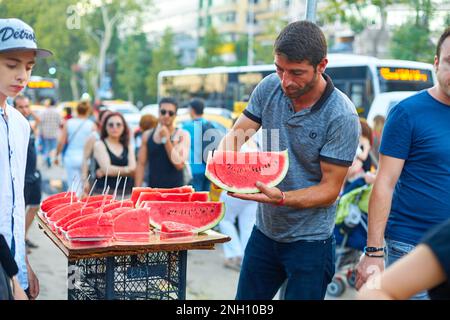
[[379, 67, 428, 82], [27, 80, 55, 89]]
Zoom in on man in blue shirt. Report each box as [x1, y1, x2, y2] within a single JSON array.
[[182, 98, 222, 191], [356, 27, 450, 299]]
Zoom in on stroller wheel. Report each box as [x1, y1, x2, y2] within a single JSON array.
[[327, 277, 346, 297], [347, 269, 357, 288]]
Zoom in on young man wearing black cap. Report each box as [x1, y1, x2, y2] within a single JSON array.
[[0, 18, 53, 299]]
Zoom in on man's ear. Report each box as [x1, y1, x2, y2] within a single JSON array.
[[317, 58, 328, 74], [434, 55, 439, 72]]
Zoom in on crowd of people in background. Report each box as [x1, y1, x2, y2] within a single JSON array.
[[1, 17, 449, 301]]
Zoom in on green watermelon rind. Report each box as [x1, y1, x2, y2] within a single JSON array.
[[205, 149, 289, 194], [148, 202, 225, 233]]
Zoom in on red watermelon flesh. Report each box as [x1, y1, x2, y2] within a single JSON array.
[[108, 207, 134, 219], [80, 194, 113, 203], [147, 201, 224, 233], [159, 221, 195, 240], [54, 207, 98, 231], [83, 199, 114, 209], [137, 192, 209, 207], [47, 203, 84, 222], [59, 209, 100, 232], [45, 203, 72, 220], [205, 150, 289, 194], [42, 191, 76, 203], [66, 225, 114, 240], [113, 208, 150, 233], [102, 200, 134, 212], [41, 196, 78, 213], [113, 209, 151, 241], [130, 186, 194, 205], [66, 213, 113, 231]]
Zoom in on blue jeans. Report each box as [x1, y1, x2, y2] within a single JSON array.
[[236, 226, 335, 300], [192, 173, 211, 192], [41, 138, 57, 165], [385, 238, 429, 300]]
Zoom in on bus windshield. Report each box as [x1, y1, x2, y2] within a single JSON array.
[[377, 66, 434, 92], [24, 77, 59, 105]]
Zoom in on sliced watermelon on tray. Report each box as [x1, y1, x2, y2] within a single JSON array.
[[80, 194, 113, 203], [205, 150, 289, 193], [102, 200, 134, 212], [146, 201, 224, 233], [66, 212, 113, 231], [41, 196, 78, 213], [66, 225, 114, 240], [159, 221, 195, 240]]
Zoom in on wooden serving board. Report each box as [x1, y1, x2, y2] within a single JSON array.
[[36, 211, 230, 261]]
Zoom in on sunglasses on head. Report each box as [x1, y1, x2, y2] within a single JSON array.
[[107, 122, 123, 128], [160, 109, 175, 117]]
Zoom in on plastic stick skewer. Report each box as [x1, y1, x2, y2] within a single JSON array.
[[98, 186, 110, 224], [102, 166, 109, 195], [65, 176, 78, 197], [120, 176, 128, 208], [82, 179, 97, 211], [112, 172, 121, 201]]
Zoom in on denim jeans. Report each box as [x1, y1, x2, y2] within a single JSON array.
[[192, 173, 211, 192], [236, 226, 335, 300], [41, 138, 57, 165], [385, 238, 429, 300]]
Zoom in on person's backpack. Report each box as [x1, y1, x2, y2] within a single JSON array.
[[200, 120, 223, 165]]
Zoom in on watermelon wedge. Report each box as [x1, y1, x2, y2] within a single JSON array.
[[205, 150, 289, 193], [159, 221, 195, 240], [113, 209, 151, 241], [102, 200, 134, 213], [108, 207, 134, 219], [146, 201, 224, 233], [47, 203, 85, 223], [41, 196, 78, 213], [131, 186, 194, 205], [66, 212, 113, 231], [42, 191, 76, 203], [55, 207, 98, 231], [82, 199, 114, 209], [137, 192, 209, 207], [66, 225, 114, 240], [80, 194, 113, 203], [45, 203, 73, 220]]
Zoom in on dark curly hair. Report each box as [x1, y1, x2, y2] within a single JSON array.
[[101, 112, 130, 147], [274, 20, 327, 68], [436, 26, 450, 61]]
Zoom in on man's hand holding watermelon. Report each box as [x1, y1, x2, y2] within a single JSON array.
[[229, 181, 285, 206]]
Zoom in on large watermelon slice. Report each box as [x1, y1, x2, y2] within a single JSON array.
[[205, 150, 289, 193], [47, 203, 85, 223], [130, 186, 194, 205], [146, 201, 224, 233], [54, 207, 98, 231], [137, 192, 209, 207], [42, 191, 76, 203]]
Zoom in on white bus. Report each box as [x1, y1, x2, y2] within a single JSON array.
[[158, 54, 436, 122]]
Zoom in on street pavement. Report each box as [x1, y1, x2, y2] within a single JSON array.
[[27, 159, 355, 300]]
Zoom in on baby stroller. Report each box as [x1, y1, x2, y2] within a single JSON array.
[[327, 184, 372, 298]]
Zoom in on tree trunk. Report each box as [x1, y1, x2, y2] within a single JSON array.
[[70, 73, 79, 101]]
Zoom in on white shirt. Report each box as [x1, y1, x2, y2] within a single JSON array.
[[0, 103, 30, 290]]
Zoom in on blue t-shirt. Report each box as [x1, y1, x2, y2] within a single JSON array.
[[182, 118, 220, 175], [380, 90, 450, 245]]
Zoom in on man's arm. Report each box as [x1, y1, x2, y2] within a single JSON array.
[[134, 130, 149, 187], [357, 244, 446, 300], [231, 160, 349, 208], [163, 130, 190, 171], [355, 154, 405, 290], [217, 114, 261, 152]]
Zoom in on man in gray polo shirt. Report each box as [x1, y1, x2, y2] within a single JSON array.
[[219, 21, 360, 300]]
